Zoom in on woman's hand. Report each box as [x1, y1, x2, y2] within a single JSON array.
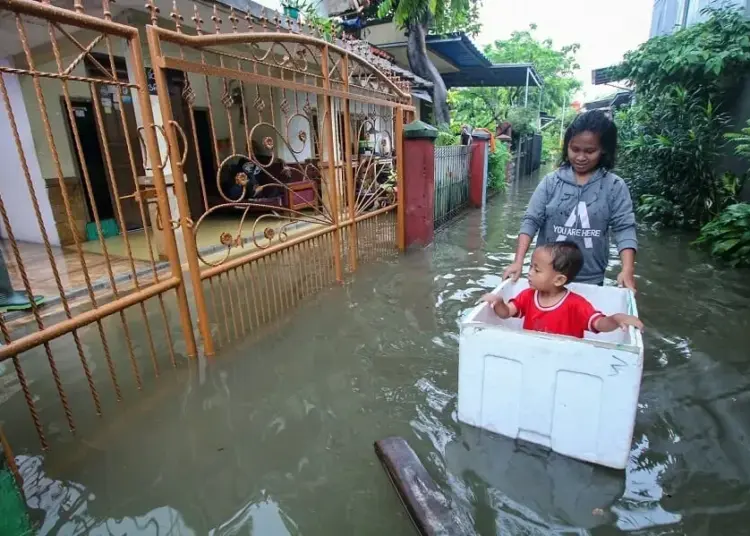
[[617, 268, 637, 293], [503, 262, 523, 282]]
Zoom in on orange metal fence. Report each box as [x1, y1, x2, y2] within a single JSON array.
[[0, 0, 411, 451]]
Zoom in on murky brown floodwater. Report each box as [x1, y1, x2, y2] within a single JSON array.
[[4, 172, 750, 535]]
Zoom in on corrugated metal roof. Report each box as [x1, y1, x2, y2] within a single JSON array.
[[442, 64, 542, 89]]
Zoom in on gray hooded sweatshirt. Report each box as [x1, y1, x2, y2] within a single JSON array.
[[519, 166, 637, 285]]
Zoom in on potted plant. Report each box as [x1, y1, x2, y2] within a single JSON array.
[[282, 0, 305, 20]]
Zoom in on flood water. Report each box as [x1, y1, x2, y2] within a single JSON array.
[[7, 173, 750, 535]]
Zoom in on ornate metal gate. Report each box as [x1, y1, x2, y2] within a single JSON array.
[[0, 0, 411, 450], [146, 6, 411, 355]]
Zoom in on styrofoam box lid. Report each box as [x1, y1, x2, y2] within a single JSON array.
[[462, 280, 643, 353]]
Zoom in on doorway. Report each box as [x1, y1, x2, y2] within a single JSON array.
[[67, 101, 115, 223], [193, 109, 217, 202]]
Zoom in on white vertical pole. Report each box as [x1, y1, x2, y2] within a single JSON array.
[[524, 68, 530, 108], [559, 94, 567, 149], [537, 86, 544, 130]]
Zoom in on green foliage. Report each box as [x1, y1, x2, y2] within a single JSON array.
[[618, 88, 732, 227], [299, 1, 341, 40], [541, 127, 561, 164], [616, 8, 750, 229], [449, 25, 580, 136], [435, 123, 461, 146], [506, 107, 537, 137], [617, 8, 750, 100], [725, 119, 750, 159], [488, 142, 511, 191], [694, 203, 750, 266], [375, 0, 481, 36]]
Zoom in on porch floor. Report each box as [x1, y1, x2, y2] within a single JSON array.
[[1, 213, 322, 327]]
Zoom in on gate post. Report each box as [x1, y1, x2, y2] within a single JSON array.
[[469, 130, 491, 209], [402, 120, 437, 249]]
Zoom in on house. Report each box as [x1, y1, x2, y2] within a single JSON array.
[[0, 0, 429, 312], [0, 0, 421, 256], [650, 0, 749, 36]]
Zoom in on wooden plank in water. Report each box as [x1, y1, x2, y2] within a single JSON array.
[[374, 436, 472, 536]]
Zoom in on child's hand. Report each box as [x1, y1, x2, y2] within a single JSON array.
[[612, 313, 644, 331]]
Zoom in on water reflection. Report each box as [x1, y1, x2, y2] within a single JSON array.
[[19, 455, 196, 535]]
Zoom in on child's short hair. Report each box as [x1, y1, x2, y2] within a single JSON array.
[[540, 242, 583, 283], [561, 110, 618, 170]]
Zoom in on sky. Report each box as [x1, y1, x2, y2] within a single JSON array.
[[477, 0, 655, 102]]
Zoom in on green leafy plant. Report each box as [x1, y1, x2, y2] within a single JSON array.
[[617, 8, 750, 101], [617, 87, 732, 227], [725, 119, 750, 158], [615, 8, 750, 229], [506, 106, 538, 138], [488, 142, 511, 191], [300, 1, 341, 41], [435, 123, 461, 146], [694, 203, 750, 266]]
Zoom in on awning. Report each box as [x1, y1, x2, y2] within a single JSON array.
[[441, 64, 543, 89], [378, 34, 543, 89]]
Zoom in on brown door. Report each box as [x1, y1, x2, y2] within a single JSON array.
[[96, 88, 146, 230], [67, 101, 115, 223], [85, 55, 146, 231]]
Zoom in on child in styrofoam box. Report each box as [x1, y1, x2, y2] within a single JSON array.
[[482, 241, 643, 339]]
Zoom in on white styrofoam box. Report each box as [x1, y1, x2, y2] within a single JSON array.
[[458, 280, 644, 470]]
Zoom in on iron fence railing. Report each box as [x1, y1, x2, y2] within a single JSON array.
[[434, 145, 471, 229]]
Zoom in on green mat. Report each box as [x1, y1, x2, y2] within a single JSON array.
[[0, 468, 32, 536]]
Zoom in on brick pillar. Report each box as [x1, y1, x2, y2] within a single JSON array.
[[402, 120, 438, 248], [469, 130, 491, 208]]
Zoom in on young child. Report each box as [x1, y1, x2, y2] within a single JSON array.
[[483, 242, 643, 339]]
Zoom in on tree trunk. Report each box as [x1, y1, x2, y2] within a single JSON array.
[[406, 21, 450, 126]]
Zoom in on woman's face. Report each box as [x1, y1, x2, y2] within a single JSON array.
[[567, 131, 602, 175]]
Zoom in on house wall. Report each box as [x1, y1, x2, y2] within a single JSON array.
[[16, 32, 114, 245], [650, 0, 749, 37], [362, 21, 405, 47], [0, 58, 60, 246]]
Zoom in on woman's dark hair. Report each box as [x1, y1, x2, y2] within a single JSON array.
[[561, 110, 618, 170], [540, 241, 583, 283]]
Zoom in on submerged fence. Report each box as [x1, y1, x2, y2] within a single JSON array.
[[434, 145, 471, 229]]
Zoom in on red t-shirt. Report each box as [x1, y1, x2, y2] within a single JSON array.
[[509, 288, 604, 339]]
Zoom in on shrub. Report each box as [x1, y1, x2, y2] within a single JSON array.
[[616, 7, 750, 229], [435, 123, 461, 146], [617, 88, 731, 227], [694, 203, 750, 266], [506, 106, 538, 139], [488, 142, 511, 191]]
